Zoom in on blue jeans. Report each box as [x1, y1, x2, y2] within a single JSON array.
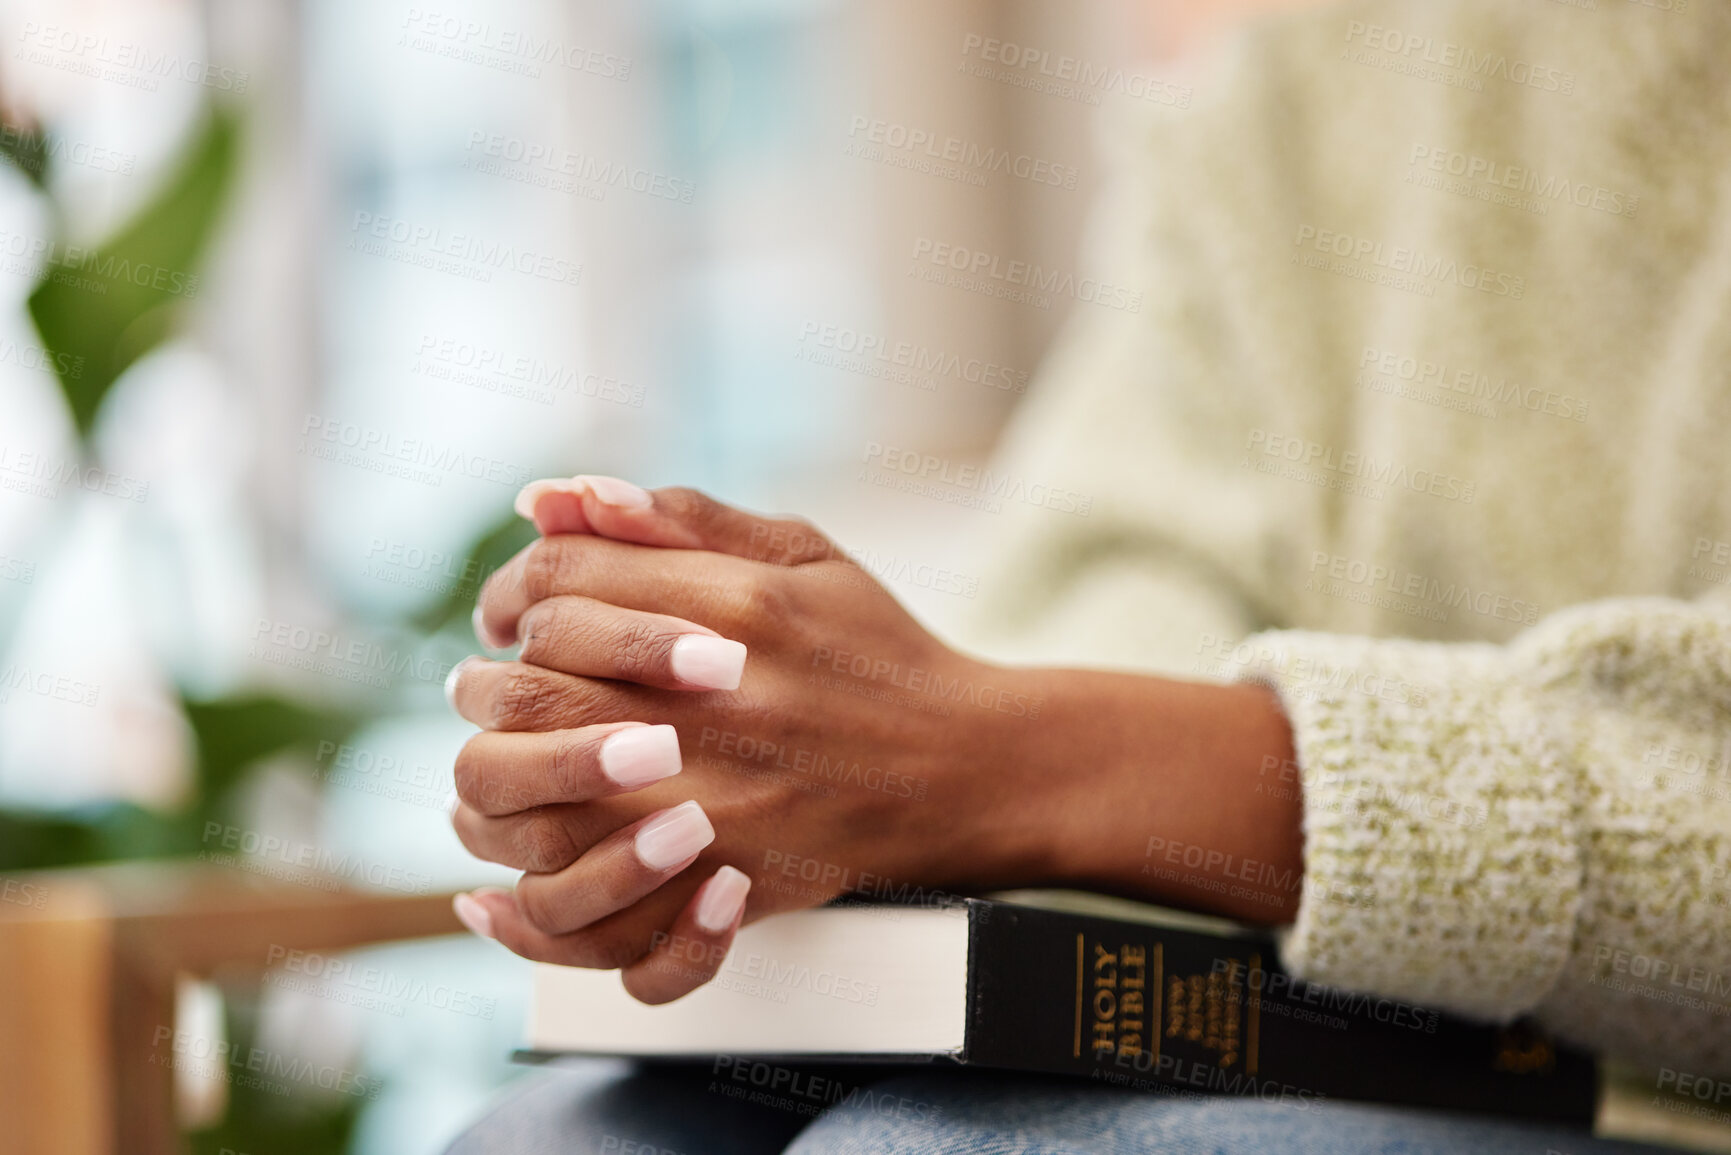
[[445, 1058, 1672, 1154]]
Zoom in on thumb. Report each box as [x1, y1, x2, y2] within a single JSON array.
[[514, 476, 843, 566]]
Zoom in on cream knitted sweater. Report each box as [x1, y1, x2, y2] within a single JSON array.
[[963, 0, 1731, 1077]]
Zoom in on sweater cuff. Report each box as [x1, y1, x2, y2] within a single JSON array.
[[1231, 630, 1585, 1021]]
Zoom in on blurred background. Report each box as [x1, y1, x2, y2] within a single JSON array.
[[0, 0, 1310, 1152]]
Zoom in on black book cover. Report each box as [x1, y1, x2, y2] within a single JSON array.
[[965, 898, 1598, 1124]]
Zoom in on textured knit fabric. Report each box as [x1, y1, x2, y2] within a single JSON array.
[[959, 0, 1731, 1076]]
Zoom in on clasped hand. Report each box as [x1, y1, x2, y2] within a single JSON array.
[[445, 476, 1038, 1004]]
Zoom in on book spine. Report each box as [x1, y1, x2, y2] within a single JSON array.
[[963, 900, 1597, 1124]]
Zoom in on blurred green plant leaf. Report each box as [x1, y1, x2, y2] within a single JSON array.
[[410, 508, 537, 636], [182, 693, 364, 807], [0, 803, 153, 865], [28, 105, 240, 438], [0, 694, 362, 872], [0, 803, 183, 871]]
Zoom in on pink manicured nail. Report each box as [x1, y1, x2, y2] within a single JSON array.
[[575, 474, 652, 509], [670, 635, 747, 691], [634, 800, 714, 871], [513, 477, 588, 520], [599, 725, 682, 789], [694, 866, 751, 934], [452, 892, 495, 939]]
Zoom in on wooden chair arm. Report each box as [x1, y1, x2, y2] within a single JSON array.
[[0, 859, 463, 1155]]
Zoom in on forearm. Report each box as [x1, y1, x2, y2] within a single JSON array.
[[963, 668, 1304, 923]]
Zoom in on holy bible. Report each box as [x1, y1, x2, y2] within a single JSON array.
[[518, 890, 1598, 1125]]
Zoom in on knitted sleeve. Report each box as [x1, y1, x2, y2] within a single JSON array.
[[1235, 597, 1731, 1075]]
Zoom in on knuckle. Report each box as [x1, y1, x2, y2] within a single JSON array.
[[516, 601, 575, 665], [656, 486, 711, 524], [613, 617, 674, 681], [725, 570, 793, 631], [454, 742, 530, 814], [546, 732, 592, 800], [520, 539, 569, 602], [515, 814, 579, 874], [516, 882, 565, 935], [482, 776, 532, 813], [780, 516, 834, 563], [494, 668, 557, 730]]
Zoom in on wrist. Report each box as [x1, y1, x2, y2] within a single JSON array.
[[907, 659, 1069, 892], [964, 666, 1305, 923]]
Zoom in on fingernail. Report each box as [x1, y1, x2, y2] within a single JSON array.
[[599, 724, 682, 789], [670, 635, 747, 691], [634, 800, 714, 871], [575, 474, 652, 509], [513, 477, 588, 520], [444, 656, 479, 711], [452, 892, 495, 939], [694, 865, 751, 934], [472, 605, 511, 651]]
